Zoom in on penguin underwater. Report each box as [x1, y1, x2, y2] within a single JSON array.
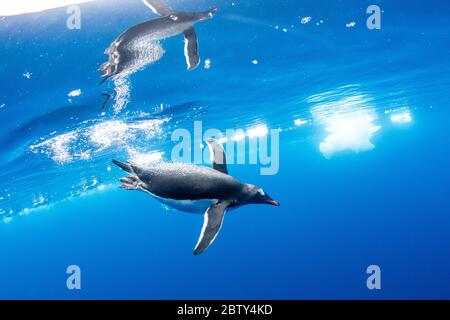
[[112, 139, 280, 255], [99, 0, 218, 82]]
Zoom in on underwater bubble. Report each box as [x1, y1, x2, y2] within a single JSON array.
[[204, 59, 211, 69], [247, 125, 269, 138], [32, 194, 47, 207], [30, 118, 169, 165], [301, 17, 312, 24], [294, 119, 308, 126], [3, 217, 12, 224]]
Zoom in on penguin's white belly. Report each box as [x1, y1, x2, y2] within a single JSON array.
[[148, 192, 218, 214]]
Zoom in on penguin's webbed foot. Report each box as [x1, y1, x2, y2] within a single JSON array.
[[119, 176, 140, 190]]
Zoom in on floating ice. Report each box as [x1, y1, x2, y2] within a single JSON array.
[[319, 113, 380, 158], [67, 89, 82, 97], [310, 86, 381, 158], [390, 111, 412, 124]]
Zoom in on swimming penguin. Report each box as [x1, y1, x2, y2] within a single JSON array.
[[112, 139, 280, 255], [99, 0, 218, 82]]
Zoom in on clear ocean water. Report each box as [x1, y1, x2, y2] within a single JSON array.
[[0, 0, 449, 299]]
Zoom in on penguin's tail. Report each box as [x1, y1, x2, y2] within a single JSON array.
[[112, 159, 132, 173]]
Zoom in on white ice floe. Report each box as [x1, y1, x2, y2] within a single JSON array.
[[67, 89, 82, 97], [390, 111, 412, 124], [310, 86, 381, 159], [319, 113, 380, 159]]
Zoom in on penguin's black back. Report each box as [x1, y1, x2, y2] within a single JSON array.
[[131, 162, 245, 201]]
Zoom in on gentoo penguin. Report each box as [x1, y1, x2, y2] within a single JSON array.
[[99, 0, 218, 82], [112, 139, 280, 255]]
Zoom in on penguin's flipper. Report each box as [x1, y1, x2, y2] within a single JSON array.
[[142, 0, 173, 16], [194, 201, 230, 255], [183, 28, 200, 70], [206, 139, 228, 174]]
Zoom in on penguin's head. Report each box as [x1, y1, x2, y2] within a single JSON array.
[[245, 185, 280, 206]]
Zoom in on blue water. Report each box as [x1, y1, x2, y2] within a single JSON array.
[[1, 0, 449, 299]]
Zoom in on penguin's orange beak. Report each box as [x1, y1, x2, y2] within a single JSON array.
[[267, 200, 280, 206]]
